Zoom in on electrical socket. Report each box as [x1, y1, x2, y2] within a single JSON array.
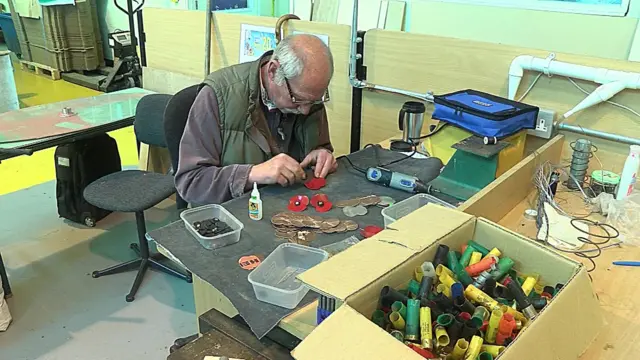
[[527, 108, 556, 139]]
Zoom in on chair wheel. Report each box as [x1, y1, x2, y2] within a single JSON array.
[[84, 216, 96, 227], [125, 294, 134, 302], [91, 271, 100, 278]]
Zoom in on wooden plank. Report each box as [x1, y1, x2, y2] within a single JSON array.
[[361, 29, 640, 174], [409, 1, 637, 61], [458, 134, 565, 222], [292, 0, 313, 21], [384, 0, 405, 31], [337, 0, 382, 30], [142, 67, 201, 94], [311, 0, 340, 23], [378, 0, 389, 28], [629, 21, 640, 62], [143, 8, 207, 78], [360, 0, 382, 31], [335, 0, 354, 26], [19, 60, 60, 80]]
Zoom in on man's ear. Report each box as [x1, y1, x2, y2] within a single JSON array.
[[267, 60, 279, 81]]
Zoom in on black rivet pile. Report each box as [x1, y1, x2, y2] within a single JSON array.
[[193, 218, 233, 237]]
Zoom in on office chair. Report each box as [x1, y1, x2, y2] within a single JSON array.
[[163, 85, 201, 351], [164, 84, 200, 211], [83, 94, 192, 302]]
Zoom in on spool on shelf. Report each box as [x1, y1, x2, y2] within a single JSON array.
[[567, 139, 594, 190], [590, 170, 620, 196]]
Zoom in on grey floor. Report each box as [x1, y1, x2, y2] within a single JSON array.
[[0, 181, 197, 360]]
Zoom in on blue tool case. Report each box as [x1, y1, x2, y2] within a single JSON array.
[[432, 89, 539, 139]]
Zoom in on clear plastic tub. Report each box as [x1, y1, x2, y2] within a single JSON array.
[[382, 193, 455, 228], [180, 204, 244, 250], [248, 243, 329, 309]]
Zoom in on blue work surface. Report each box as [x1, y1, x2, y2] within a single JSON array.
[[147, 146, 445, 339]]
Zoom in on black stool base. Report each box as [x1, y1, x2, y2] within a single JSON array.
[[92, 252, 192, 302], [91, 211, 191, 302]]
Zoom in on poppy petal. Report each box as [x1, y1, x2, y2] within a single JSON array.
[[314, 201, 333, 213], [304, 177, 326, 190], [360, 225, 383, 238]]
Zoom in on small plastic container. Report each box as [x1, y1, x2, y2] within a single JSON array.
[[180, 204, 244, 250], [382, 193, 455, 227], [248, 243, 329, 309]]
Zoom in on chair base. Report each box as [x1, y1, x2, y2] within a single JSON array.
[[92, 244, 192, 302], [91, 211, 191, 302]]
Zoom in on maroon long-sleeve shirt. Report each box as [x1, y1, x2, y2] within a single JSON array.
[[174, 86, 332, 205]]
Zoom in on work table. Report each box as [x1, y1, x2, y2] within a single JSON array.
[[181, 134, 639, 359]]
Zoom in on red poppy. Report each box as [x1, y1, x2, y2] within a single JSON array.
[[304, 177, 326, 190], [288, 195, 309, 212], [311, 194, 332, 212], [360, 225, 383, 238]]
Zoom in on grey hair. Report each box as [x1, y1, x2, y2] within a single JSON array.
[[271, 36, 334, 86]]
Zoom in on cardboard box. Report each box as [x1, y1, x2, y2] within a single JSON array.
[[9, 0, 103, 71], [293, 204, 603, 360]]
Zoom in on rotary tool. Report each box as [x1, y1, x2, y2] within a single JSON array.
[[366, 167, 430, 194]]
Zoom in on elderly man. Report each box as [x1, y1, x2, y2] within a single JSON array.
[[175, 34, 337, 205]]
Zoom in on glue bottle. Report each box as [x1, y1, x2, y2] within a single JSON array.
[[248, 182, 262, 220], [616, 145, 640, 200]]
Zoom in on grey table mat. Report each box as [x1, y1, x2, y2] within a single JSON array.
[[148, 146, 445, 339]]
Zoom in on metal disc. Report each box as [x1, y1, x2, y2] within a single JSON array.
[[334, 223, 347, 233], [377, 196, 395, 207], [343, 220, 358, 231], [343, 206, 358, 217], [360, 195, 381, 206], [353, 205, 368, 216]]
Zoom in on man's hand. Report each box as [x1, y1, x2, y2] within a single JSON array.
[[248, 153, 306, 186], [300, 148, 337, 179]]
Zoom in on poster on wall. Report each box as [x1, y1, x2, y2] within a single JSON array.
[[292, 31, 329, 47], [38, 0, 75, 6], [239, 24, 277, 63]]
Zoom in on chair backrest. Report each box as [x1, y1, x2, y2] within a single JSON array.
[[134, 94, 173, 147], [163, 84, 200, 210], [164, 85, 200, 176]]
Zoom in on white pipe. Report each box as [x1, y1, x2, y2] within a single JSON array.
[[508, 54, 640, 118]]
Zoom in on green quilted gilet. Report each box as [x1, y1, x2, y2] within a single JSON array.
[[200, 52, 324, 166]]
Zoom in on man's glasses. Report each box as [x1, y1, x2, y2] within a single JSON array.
[[284, 77, 330, 105]]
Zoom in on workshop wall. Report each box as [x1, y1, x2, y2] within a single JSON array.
[[361, 28, 640, 178], [299, 0, 639, 61], [407, 1, 638, 61], [97, 0, 285, 61]]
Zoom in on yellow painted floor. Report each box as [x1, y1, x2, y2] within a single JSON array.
[[1, 63, 140, 195]]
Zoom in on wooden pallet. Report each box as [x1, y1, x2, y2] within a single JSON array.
[[19, 60, 61, 81]]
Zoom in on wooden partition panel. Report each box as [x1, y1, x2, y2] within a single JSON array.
[[211, 13, 353, 155], [142, 9, 352, 155], [361, 29, 640, 172], [144, 8, 207, 77]]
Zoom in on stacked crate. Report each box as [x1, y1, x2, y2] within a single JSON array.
[[9, 0, 104, 72]]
